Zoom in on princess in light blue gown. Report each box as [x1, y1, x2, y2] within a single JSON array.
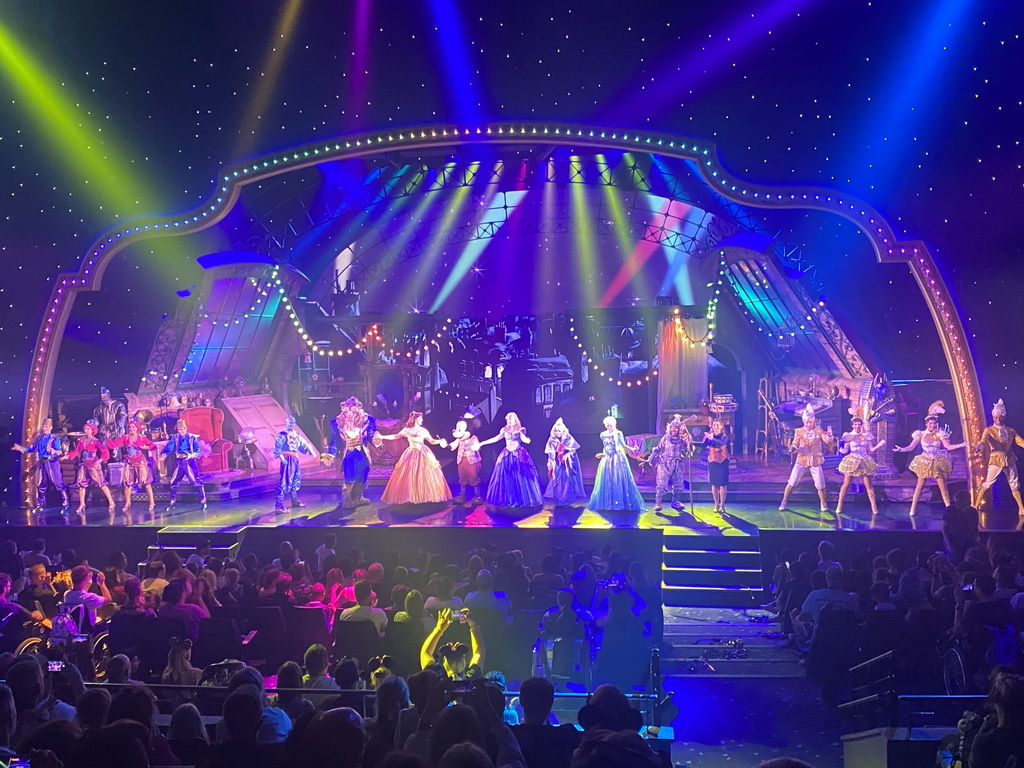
[[589, 416, 645, 513], [480, 412, 544, 507]]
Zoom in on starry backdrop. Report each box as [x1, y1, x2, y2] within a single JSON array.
[[0, 0, 1022, 506]]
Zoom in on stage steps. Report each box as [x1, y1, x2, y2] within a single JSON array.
[[661, 534, 766, 608], [145, 526, 246, 564]]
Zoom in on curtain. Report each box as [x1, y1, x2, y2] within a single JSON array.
[[657, 318, 709, 417]]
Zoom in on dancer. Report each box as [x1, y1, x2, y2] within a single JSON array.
[[449, 419, 483, 505], [650, 415, 690, 512], [894, 405, 967, 515], [323, 397, 381, 507], [379, 411, 451, 505], [543, 418, 585, 507], [163, 419, 207, 511], [779, 405, 836, 513], [479, 412, 543, 508], [63, 420, 116, 518], [589, 415, 646, 513], [12, 417, 69, 512], [704, 418, 731, 513], [107, 418, 157, 521], [974, 399, 1024, 514], [274, 415, 315, 512], [836, 417, 886, 515]]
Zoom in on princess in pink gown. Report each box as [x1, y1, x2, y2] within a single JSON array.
[[380, 411, 452, 505]]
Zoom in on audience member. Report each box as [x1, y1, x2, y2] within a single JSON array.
[[199, 686, 287, 768], [512, 676, 581, 768], [340, 579, 389, 635], [63, 565, 112, 628], [275, 660, 315, 721], [168, 702, 211, 766], [75, 687, 111, 733], [296, 707, 366, 768], [105, 654, 137, 685], [970, 670, 1024, 768], [159, 579, 210, 641], [421, 608, 484, 679], [108, 683, 180, 765], [8, 655, 76, 746], [141, 560, 170, 599], [944, 490, 981, 564], [465, 570, 513, 621], [18, 564, 59, 619]]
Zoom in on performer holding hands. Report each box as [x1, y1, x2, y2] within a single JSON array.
[[479, 412, 543, 508], [107, 417, 157, 522], [63, 419, 116, 519], [836, 417, 885, 516], [13, 417, 69, 513], [449, 419, 483, 505], [543, 418, 585, 507], [779, 405, 837, 513], [589, 415, 646, 513], [894, 402, 967, 515], [379, 411, 451, 505]]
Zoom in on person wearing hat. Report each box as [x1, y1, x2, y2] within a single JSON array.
[[63, 420, 116, 518], [12, 417, 69, 513], [543, 417, 586, 508], [836, 417, 886, 516], [163, 419, 207, 511], [273, 415, 315, 512], [974, 399, 1024, 514], [895, 401, 968, 515], [650, 415, 691, 512], [420, 608, 484, 680], [779, 404, 836, 513], [106, 417, 157, 521]]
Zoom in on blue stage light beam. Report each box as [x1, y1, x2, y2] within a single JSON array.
[[427, 0, 483, 122]]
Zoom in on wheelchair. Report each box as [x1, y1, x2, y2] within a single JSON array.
[[941, 623, 1020, 695], [532, 626, 595, 689], [13, 603, 111, 681]]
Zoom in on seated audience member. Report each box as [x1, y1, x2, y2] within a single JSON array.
[[339, 579, 389, 635], [395, 589, 431, 633], [577, 684, 644, 733], [105, 654, 138, 685], [541, 589, 591, 641], [216, 667, 292, 745], [320, 658, 364, 711], [200, 686, 288, 768], [21, 539, 51, 570], [274, 660, 315, 722], [428, 688, 525, 768], [465, 570, 513, 621], [141, 560, 170, 599], [62, 565, 112, 628], [887, 548, 929, 614], [944, 489, 981, 564], [970, 670, 1024, 768], [8, 655, 76, 746], [159, 579, 210, 641], [108, 683, 180, 766], [162, 637, 203, 692], [817, 539, 841, 572], [216, 566, 245, 606], [120, 576, 155, 616], [570, 728, 667, 768], [303, 644, 340, 700], [394, 669, 436, 751], [315, 534, 337, 578], [421, 608, 484, 679], [0, 573, 44, 633], [424, 576, 464, 620], [994, 565, 1020, 602], [75, 718, 152, 768], [800, 566, 859, 624], [293, 707, 365, 768], [511, 676, 581, 768], [362, 675, 410, 767], [168, 702, 210, 767], [18, 564, 59, 619], [957, 573, 1015, 638], [186, 540, 212, 572], [75, 687, 111, 733], [17, 719, 80, 767]]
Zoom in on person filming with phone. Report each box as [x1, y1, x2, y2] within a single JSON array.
[[420, 607, 485, 680]]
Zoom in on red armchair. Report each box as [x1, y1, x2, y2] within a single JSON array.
[[180, 406, 233, 473]]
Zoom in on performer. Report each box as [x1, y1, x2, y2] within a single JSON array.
[[163, 419, 207, 511], [107, 418, 157, 519], [274, 415, 315, 512], [449, 419, 483, 505], [379, 411, 451, 505], [779, 405, 837, 513], [974, 399, 1024, 515], [894, 404, 967, 515], [650, 415, 690, 512], [479, 412, 543, 508], [543, 418, 585, 507], [323, 397, 381, 508], [836, 417, 886, 516], [93, 386, 128, 457], [12, 417, 69, 512], [63, 420, 116, 517], [589, 416, 645, 513], [704, 419, 731, 513]]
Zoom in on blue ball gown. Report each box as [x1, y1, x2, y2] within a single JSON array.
[[543, 433, 586, 506], [485, 428, 544, 507], [588, 430, 645, 512]]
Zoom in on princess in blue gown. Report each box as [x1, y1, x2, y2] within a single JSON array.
[[544, 418, 586, 507], [589, 416, 646, 512], [480, 412, 544, 507]]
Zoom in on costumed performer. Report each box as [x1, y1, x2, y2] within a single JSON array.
[[274, 415, 315, 512], [379, 411, 452, 505], [779, 404, 837, 513], [163, 419, 208, 511], [974, 398, 1024, 515], [893, 401, 967, 515], [479, 412, 543, 508], [449, 419, 483, 505], [12, 417, 68, 512], [650, 415, 690, 512], [63, 419, 116, 518], [589, 416, 646, 513], [322, 397, 381, 507], [704, 418, 731, 513], [107, 417, 157, 521], [543, 418, 585, 507], [836, 416, 885, 516]]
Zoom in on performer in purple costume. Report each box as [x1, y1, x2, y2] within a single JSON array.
[[543, 418, 585, 507], [274, 415, 315, 512], [589, 416, 646, 513], [322, 397, 381, 508], [63, 420, 116, 518], [163, 419, 207, 511], [479, 412, 543, 508], [12, 417, 69, 512]]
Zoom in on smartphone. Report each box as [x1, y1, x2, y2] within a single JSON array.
[[962, 584, 974, 592], [48, 660, 65, 672], [72, 634, 89, 644], [450, 679, 473, 694]]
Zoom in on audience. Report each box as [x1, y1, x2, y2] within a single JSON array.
[[159, 579, 210, 641], [340, 579, 389, 635], [167, 701, 211, 766], [512, 676, 581, 768]]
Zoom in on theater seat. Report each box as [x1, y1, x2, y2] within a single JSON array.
[[333, 620, 382, 666]]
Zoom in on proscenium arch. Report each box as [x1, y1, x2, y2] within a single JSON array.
[[20, 121, 983, 507]]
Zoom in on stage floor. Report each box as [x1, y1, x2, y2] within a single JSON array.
[[16, 484, 1024, 535]]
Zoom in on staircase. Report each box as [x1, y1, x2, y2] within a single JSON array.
[[145, 527, 245, 565], [661, 533, 765, 608]]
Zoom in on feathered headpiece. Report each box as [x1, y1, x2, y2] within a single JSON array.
[[666, 414, 684, 433], [993, 399, 1007, 420], [801, 404, 816, 423], [928, 400, 945, 416]]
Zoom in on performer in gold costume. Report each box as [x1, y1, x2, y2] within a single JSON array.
[[779, 405, 837, 513], [974, 399, 1024, 515]]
